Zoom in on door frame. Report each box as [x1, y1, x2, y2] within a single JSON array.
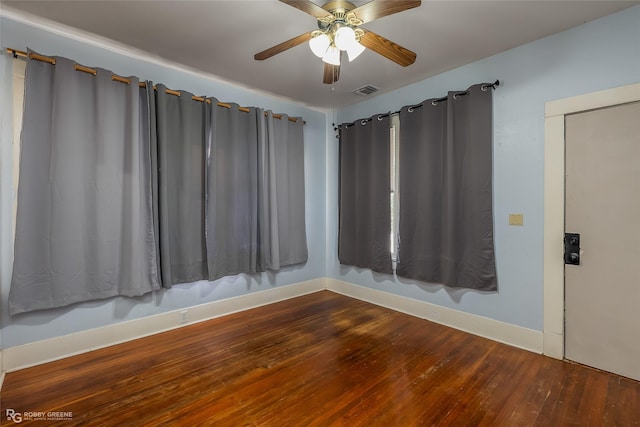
[[543, 82, 640, 359]]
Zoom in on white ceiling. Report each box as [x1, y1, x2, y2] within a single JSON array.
[[2, 0, 638, 109]]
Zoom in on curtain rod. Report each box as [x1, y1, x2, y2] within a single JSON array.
[[402, 80, 500, 113], [6, 48, 303, 124], [336, 80, 500, 130]]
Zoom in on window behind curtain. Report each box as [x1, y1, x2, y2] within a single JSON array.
[[390, 115, 400, 266], [11, 58, 25, 238]]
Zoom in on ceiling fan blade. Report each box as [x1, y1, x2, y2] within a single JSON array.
[[279, 0, 334, 19], [350, 0, 421, 24], [359, 30, 416, 67], [323, 62, 340, 84], [255, 32, 313, 60]]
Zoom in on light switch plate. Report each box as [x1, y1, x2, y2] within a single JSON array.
[[509, 213, 524, 226]]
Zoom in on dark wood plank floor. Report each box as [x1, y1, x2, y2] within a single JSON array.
[[2, 291, 639, 426]]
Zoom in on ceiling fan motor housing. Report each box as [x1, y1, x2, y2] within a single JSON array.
[[317, 0, 363, 47], [321, 1, 357, 14], [317, 1, 361, 28]]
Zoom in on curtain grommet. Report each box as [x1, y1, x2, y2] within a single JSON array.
[[431, 101, 438, 106], [361, 120, 367, 126], [408, 107, 414, 113], [377, 115, 384, 121], [481, 85, 488, 92]]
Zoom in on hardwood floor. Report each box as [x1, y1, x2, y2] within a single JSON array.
[[2, 291, 639, 426]]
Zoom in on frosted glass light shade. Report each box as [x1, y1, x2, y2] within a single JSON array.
[[309, 33, 330, 58], [346, 41, 366, 62], [322, 46, 341, 65], [335, 26, 356, 51]]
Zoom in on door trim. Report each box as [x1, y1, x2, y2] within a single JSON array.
[[543, 82, 640, 359]]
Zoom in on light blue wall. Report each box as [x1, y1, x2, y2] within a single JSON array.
[[331, 5, 640, 331], [0, 17, 329, 347]]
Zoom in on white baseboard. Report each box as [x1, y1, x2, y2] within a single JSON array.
[[2, 278, 326, 373], [1, 277, 544, 374], [326, 279, 543, 354]]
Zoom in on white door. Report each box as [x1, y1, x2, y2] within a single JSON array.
[[564, 101, 640, 381]]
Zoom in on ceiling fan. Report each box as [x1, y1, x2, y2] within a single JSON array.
[[255, 0, 421, 84]]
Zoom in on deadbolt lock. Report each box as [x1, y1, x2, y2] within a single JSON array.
[[564, 233, 580, 265]]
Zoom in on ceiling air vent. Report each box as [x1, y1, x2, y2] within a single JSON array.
[[353, 84, 379, 96]]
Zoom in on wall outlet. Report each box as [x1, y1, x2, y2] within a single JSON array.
[[179, 310, 188, 324]]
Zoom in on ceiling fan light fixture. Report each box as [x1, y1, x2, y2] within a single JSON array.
[[309, 33, 331, 58], [322, 45, 341, 66], [334, 26, 356, 51], [346, 41, 366, 62]]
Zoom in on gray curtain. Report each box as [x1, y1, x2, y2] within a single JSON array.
[[9, 52, 160, 315], [207, 105, 307, 279], [155, 85, 208, 286], [206, 101, 260, 280], [338, 115, 393, 274], [10, 52, 309, 313], [397, 83, 497, 290], [257, 110, 308, 270]]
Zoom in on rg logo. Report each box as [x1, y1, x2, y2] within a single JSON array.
[[6, 409, 22, 423]]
